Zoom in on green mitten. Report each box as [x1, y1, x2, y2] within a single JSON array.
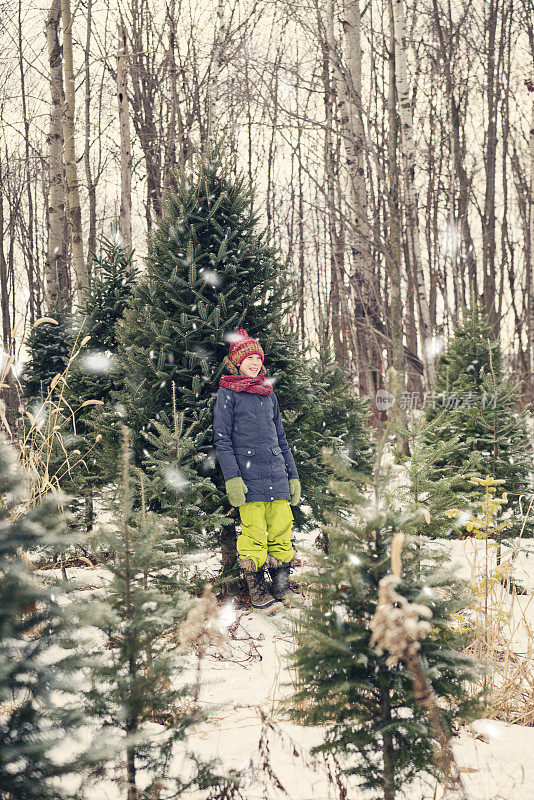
[[225, 476, 248, 507], [289, 478, 301, 506]]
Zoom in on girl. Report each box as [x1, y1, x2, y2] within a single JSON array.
[[213, 329, 302, 614]]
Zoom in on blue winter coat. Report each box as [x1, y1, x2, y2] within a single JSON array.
[[212, 387, 299, 502]]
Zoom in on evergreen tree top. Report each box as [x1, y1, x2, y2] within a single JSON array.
[[145, 140, 277, 289], [433, 304, 502, 393], [118, 136, 300, 439]]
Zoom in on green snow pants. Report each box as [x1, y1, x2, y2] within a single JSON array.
[[237, 499, 295, 570]]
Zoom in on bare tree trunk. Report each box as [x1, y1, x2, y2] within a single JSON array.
[[117, 20, 133, 250], [18, 0, 36, 324], [163, 0, 185, 188], [521, 6, 534, 400], [528, 79, 534, 401], [386, 2, 408, 451], [318, 3, 347, 367], [45, 0, 69, 310], [340, 0, 373, 271], [210, 0, 225, 122], [84, 0, 96, 267], [61, 0, 88, 304], [482, 0, 500, 337], [390, 0, 435, 387], [0, 173, 10, 351], [431, 0, 477, 302], [508, 141, 529, 386], [325, 0, 377, 396], [0, 165, 18, 437], [296, 72, 306, 346], [127, 1, 162, 228]]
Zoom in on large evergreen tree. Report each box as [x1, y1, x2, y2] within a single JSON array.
[[287, 452, 482, 799], [63, 236, 138, 516], [117, 137, 308, 453], [66, 235, 137, 452], [423, 305, 532, 539], [0, 436, 88, 798], [117, 138, 375, 575], [20, 237, 137, 534]]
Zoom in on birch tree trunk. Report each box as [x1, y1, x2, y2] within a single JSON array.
[[528, 80, 534, 401], [18, 0, 36, 324], [127, 3, 162, 229], [214, 0, 225, 111], [117, 20, 133, 250], [343, 0, 382, 397], [431, 0, 477, 301], [207, 0, 225, 139], [163, 0, 186, 188], [390, 0, 435, 387], [481, 0, 500, 337], [84, 0, 96, 266], [45, 0, 68, 310], [319, 7, 345, 365], [61, 0, 88, 304], [0, 169, 11, 350], [341, 0, 372, 276], [325, 0, 377, 396], [386, 1, 408, 449]]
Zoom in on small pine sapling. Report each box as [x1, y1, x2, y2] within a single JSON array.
[[424, 304, 532, 540], [0, 436, 90, 798], [287, 449, 483, 800], [391, 412, 474, 539], [86, 426, 230, 798], [136, 382, 230, 564]]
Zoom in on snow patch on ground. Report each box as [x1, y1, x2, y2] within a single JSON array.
[[51, 529, 534, 799]]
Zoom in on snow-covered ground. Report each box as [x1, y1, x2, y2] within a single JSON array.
[[42, 521, 534, 800]]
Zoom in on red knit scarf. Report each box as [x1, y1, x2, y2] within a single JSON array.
[[218, 373, 274, 395]]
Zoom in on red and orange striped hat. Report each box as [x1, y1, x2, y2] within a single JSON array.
[[227, 328, 265, 373]]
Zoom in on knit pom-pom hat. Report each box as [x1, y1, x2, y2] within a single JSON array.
[[222, 328, 266, 375]]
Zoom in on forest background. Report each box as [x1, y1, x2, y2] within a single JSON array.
[[1, 0, 533, 408]]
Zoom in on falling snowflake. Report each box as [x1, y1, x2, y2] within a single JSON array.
[[424, 337, 445, 360], [29, 402, 47, 429], [79, 351, 117, 374], [11, 361, 24, 378], [218, 599, 237, 627], [162, 466, 190, 493], [441, 221, 460, 257], [200, 268, 221, 287], [114, 230, 126, 247], [202, 454, 216, 470], [191, 345, 210, 360]]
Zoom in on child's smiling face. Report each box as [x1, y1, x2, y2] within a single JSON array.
[[239, 353, 263, 377]]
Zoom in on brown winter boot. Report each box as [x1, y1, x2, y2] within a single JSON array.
[[266, 554, 305, 607], [238, 557, 284, 615]]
